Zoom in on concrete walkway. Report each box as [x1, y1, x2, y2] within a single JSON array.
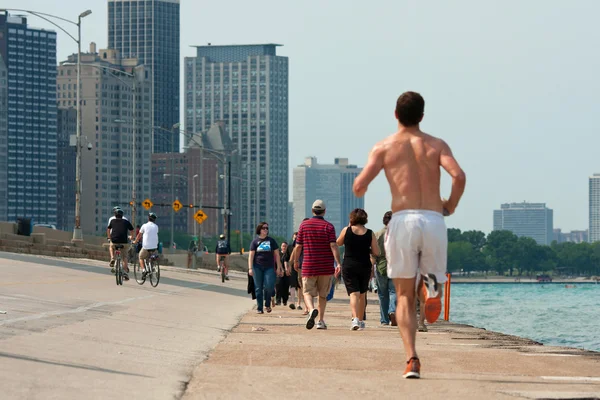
[[184, 288, 600, 400]]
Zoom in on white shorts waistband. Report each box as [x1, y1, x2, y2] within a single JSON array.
[[391, 209, 443, 219]]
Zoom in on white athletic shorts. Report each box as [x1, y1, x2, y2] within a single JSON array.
[[384, 210, 448, 283]]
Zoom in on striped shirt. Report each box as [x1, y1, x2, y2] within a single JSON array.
[[296, 216, 336, 276]]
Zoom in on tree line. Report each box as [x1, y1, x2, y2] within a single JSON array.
[[448, 228, 600, 277]]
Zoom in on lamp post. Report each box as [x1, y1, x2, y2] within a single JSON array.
[[1, 8, 92, 241], [192, 174, 199, 238]]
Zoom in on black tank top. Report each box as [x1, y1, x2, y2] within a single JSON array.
[[342, 226, 373, 269]]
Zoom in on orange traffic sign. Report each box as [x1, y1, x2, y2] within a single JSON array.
[[194, 209, 208, 224], [172, 199, 183, 212], [142, 198, 153, 210]]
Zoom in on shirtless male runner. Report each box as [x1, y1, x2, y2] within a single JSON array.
[[353, 91, 466, 379]]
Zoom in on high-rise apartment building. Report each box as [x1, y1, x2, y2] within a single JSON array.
[[58, 45, 152, 234], [293, 157, 364, 236], [108, 0, 180, 153], [589, 174, 600, 243], [493, 202, 553, 245], [0, 53, 7, 221], [0, 13, 57, 225], [56, 108, 77, 231], [553, 228, 588, 244], [184, 44, 289, 238]]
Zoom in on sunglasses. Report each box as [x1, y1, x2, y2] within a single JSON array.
[[262, 226, 269, 230]]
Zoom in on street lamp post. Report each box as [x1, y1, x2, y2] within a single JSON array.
[[1, 8, 92, 241], [192, 174, 199, 238]]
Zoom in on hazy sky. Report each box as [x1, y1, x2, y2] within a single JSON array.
[[4, 0, 599, 234]]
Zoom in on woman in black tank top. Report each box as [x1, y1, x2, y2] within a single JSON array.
[[336, 208, 380, 330]]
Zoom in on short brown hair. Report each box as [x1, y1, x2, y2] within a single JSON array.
[[383, 211, 392, 226], [395, 91, 424, 127], [349, 208, 368, 226], [255, 221, 269, 235]]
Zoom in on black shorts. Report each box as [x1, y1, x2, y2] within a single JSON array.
[[342, 266, 371, 295]]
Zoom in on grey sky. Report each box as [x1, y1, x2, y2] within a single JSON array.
[[4, 0, 599, 234]]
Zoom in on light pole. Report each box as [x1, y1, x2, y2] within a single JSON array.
[[192, 174, 199, 238], [1, 8, 92, 241]]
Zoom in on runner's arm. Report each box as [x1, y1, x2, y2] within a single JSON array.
[[353, 144, 384, 198], [440, 140, 466, 215]]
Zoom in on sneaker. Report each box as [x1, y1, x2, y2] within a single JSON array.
[[422, 273, 442, 324], [389, 312, 397, 327], [275, 301, 282, 306], [418, 322, 428, 332], [122, 272, 130, 281], [289, 304, 296, 310], [256, 310, 264, 314], [297, 305, 303, 311], [360, 321, 365, 330], [306, 309, 318, 330], [403, 357, 421, 379], [225, 275, 230, 281], [351, 317, 360, 331], [109, 259, 115, 268], [316, 321, 327, 330], [217, 265, 221, 272]]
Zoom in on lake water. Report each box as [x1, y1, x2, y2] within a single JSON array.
[[449, 283, 600, 352]]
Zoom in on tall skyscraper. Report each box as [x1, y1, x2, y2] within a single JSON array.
[[293, 157, 364, 236], [0, 13, 57, 225], [184, 44, 289, 238], [108, 0, 180, 153], [589, 174, 600, 243], [0, 53, 8, 221], [58, 46, 152, 234], [493, 202, 553, 245], [56, 108, 77, 232]]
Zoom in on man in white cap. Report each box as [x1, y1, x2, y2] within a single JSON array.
[[294, 199, 342, 330]]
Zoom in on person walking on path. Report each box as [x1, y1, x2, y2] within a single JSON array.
[[275, 242, 291, 306], [337, 208, 380, 330], [372, 211, 397, 326], [248, 222, 284, 314], [294, 200, 342, 330], [287, 233, 302, 310], [353, 91, 466, 379]]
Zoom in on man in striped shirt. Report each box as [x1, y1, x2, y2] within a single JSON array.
[[295, 199, 342, 330]]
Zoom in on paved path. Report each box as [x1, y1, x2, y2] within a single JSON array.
[[184, 284, 600, 400], [0, 252, 253, 400]]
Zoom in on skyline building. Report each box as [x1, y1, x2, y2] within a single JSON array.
[[493, 202, 554, 245], [108, 0, 180, 153], [184, 44, 289, 238], [0, 12, 58, 225]]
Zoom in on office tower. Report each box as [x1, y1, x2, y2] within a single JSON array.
[[184, 44, 289, 238], [56, 108, 77, 231], [493, 202, 553, 245], [0, 53, 7, 221], [293, 157, 364, 236], [589, 174, 600, 243], [108, 0, 180, 153], [58, 45, 152, 234], [0, 12, 57, 225]]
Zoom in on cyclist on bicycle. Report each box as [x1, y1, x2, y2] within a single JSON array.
[[107, 206, 129, 265], [133, 212, 159, 276], [106, 209, 134, 280], [215, 233, 231, 280]]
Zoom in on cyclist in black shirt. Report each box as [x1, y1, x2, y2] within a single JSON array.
[[215, 234, 231, 280], [106, 209, 134, 280]]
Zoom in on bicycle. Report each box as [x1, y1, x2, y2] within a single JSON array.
[[134, 249, 160, 287], [113, 244, 125, 286]]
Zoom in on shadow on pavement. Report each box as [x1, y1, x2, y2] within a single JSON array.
[[0, 351, 151, 377]]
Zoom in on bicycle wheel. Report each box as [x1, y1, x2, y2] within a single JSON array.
[[115, 258, 122, 286], [134, 260, 145, 285], [149, 258, 160, 287]]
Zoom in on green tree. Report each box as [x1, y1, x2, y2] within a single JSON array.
[[461, 230, 487, 251], [447, 228, 463, 243], [483, 230, 519, 275]]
